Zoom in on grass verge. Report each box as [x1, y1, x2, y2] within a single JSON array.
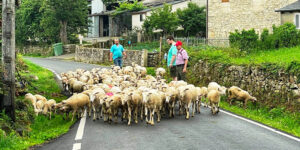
[[0, 58, 75, 150], [219, 100, 300, 138]]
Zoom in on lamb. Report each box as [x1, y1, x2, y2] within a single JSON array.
[[90, 88, 106, 121], [62, 93, 91, 121], [227, 86, 257, 109], [42, 99, 57, 119], [142, 90, 163, 125], [156, 68, 166, 79], [105, 94, 123, 123], [25, 93, 37, 110], [123, 91, 143, 125], [207, 90, 221, 115]]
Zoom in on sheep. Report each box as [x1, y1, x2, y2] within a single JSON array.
[[35, 100, 46, 116], [180, 87, 198, 119], [34, 94, 47, 103], [123, 91, 143, 125], [200, 87, 208, 107], [25, 93, 37, 110], [208, 82, 227, 96], [156, 68, 166, 79], [71, 81, 86, 94], [42, 99, 57, 119], [207, 90, 221, 115], [227, 86, 257, 109], [90, 88, 106, 121], [165, 87, 179, 118], [105, 94, 123, 123], [62, 93, 91, 121], [123, 66, 133, 75], [142, 90, 163, 125]]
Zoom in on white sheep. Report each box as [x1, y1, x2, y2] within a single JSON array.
[[207, 90, 221, 115], [227, 86, 257, 109], [62, 93, 91, 121], [25, 93, 37, 110], [156, 68, 166, 79], [142, 90, 163, 125], [42, 99, 57, 119]]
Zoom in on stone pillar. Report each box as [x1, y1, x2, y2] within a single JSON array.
[[99, 16, 104, 37], [142, 49, 148, 67], [109, 16, 113, 37]]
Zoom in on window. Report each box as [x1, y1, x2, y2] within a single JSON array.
[[296, 14, 300, 29], [222, 0, 229, 2], [140, 14, 144, 22]]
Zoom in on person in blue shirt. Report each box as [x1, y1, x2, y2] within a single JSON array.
[[166, 36, 177, 81], [110, 38, 127, 67]]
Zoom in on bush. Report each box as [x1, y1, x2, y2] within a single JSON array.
[[229, 29, 259, 52], [272, 23, 300, 48]]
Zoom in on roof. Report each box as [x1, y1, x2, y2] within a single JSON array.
[[132, 0, 187, 14], [275, 0, 300, 12]]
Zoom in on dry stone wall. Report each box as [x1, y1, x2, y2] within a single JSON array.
[[191, 60, 300, 111], [75, 46, 148, 67]]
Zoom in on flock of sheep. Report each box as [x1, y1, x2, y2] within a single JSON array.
[[24, 63, 257, 126]]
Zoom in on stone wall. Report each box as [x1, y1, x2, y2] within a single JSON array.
[[281, 12, 300, 25], [63, 44, 76, 54], [208, 0, 298, 40], [191, 60, 300, 111], [17, 46, 52, 55], [147, 52, 159, 67], [75, 46, 148, 67]]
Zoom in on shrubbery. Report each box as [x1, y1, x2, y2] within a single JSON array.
[[229, 23, 300, 52]]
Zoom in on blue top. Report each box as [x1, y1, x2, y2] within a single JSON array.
[[110, 44, 124, 60], [167, 44, 177, 67]]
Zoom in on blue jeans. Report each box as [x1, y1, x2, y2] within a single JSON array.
[[113, 57, 123, 67]]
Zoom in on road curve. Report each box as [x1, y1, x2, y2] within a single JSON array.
[[25, 57, 300, 150]]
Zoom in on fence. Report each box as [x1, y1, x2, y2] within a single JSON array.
[[158, 37, 230, 47]]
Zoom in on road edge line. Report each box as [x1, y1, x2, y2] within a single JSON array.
[[75, 109, 87, 141], [202, 103, 300, 142]]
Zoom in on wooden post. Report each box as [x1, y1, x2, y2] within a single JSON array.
[[159, 36, 162, 66], [1, 0, 16, 121]]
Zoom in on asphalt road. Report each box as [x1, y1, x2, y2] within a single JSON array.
[[25, 57, 300, 150]]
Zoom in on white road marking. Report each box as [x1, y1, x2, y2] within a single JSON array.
[[72, 143, 81, 150], [202, 103, 300, 142], [75, 109, 87, 141]]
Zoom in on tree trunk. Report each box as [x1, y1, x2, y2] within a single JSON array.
[[60, 21, 68, 44]]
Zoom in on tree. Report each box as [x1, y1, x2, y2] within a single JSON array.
[[16, 0, 45, 45], [177, 3, 206, 37], [45, 0, 89, 44], [142, 4, 179, 36]]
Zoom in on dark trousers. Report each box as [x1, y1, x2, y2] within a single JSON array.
[[176, 64, 186, 81], [113, 57, 123, 67]]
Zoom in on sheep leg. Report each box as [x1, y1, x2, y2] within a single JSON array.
[[49, 111, 52, 120], [157, 108, 161, 123], [197, 100, 201, 114], [145, 107, 149, 123], [151, 109, 155, 125], [114, 109, 118, 124], [72, 109, 77, 122], [140, 105, 144, 121], [186, 103, 190, 120], [172, 101, 175, 117], [92, 105, 96, 121], [243, 100, 247, 109], [192, 101, 195, 117], [128, 107, 132, 125], [179, 101, 183, 116], [134, 107, 138, 124]]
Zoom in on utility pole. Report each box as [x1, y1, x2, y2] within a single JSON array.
[[1, 0, 16, 121]]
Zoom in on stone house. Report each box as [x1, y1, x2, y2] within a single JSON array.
[[207, 0, 298, 41], [276, 0, 300, 29]]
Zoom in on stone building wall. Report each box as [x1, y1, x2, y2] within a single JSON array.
[[75, 46, 148, 67], [191, 60, 300, 111], [281, 12, 300, 25], [208, 0, 298, 40]]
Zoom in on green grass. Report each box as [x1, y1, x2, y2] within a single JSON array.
[[22, 59, 67, 102], [0, 58, 75, 150], [188, 46, 300, 68], [219, 99, 300, 138], [125, 41, 160, 51], [0, 115, 76, 150]]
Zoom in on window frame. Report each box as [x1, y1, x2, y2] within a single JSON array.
[[222, 0, 229, 2], [140, 14, 144, 22]]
